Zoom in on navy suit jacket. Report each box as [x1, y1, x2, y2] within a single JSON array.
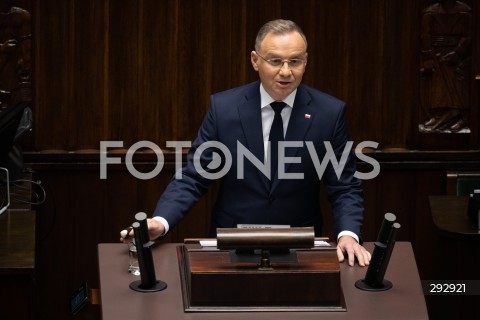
[[153, 81, 364, 238]]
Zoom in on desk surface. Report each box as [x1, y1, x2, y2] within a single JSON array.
[[429, 195, 480, 239], [98, 242, 428, 320], [0, 210, 35, 274]]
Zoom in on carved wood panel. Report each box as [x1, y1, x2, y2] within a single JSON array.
[[0, 1, 31, 107]]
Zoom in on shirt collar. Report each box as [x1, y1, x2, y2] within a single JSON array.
[[259, 83, 296, 109]]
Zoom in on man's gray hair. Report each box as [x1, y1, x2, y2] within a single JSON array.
[[254, 19, 308, 52]]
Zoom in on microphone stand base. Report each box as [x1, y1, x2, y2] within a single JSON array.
[[129, 280, 167, 293], [355, 279, 393, 291]]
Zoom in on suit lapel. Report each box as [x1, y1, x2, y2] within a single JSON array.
[[237, 83, 270, 191], [285, 85, 314, 143]]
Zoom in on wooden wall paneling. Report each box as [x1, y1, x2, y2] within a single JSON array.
[[35, 170, 84, 319], [29, 0, 480, 152], [471, 0, 479, 148], [210, 0, 249, 94], [411, 169, 445, 280], [33, 0, 75, 150], [140, 0, 178, 144], [245, 0, 281, 39], [107, 0, 142, 146], [72, 1, 107, 149], [174, 0, 213, 142], [348, 0, 386, 146], [0, 276, 35, 320], [383, 0, 420, 149], [302, 1, 352, 105], [68, 169, 114, 318]]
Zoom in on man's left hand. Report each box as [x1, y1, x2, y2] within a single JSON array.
[[336, 235, 371, 267]]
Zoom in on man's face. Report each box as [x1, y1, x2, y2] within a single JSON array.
[[251, 31, 307, 101]]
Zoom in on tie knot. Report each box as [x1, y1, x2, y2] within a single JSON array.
[[270, 101, 286, 114]]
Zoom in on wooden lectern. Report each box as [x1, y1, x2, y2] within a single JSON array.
[[98, 242, 430, 320], [176, 229, 345, 312]]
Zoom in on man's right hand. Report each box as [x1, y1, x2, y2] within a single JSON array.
[[119, 218, 166, 243]]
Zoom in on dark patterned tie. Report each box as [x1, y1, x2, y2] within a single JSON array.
[[269, 101, 286, 181]]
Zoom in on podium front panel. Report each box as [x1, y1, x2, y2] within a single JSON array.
[[177, 244, 345, 311]]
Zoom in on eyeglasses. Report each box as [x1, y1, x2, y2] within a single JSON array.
[[255, 52, 306, 69]]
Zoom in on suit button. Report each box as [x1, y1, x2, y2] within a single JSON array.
[[269, 196, 275, 202]]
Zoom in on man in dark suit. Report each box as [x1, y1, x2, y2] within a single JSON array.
[[123, 19, 371, 267]]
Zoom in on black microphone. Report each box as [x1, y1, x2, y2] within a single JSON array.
[[355, 213, 401, 291], [129, 212, 167, 293]]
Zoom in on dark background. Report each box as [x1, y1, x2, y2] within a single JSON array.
[[0, 0, 479, 319]]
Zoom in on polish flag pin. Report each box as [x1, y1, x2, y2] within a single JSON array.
[[304, 114, 311, 119]]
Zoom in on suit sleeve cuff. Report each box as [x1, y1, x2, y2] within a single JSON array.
[[152, 216, 169, 236], [337, 230, 359, 243]]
